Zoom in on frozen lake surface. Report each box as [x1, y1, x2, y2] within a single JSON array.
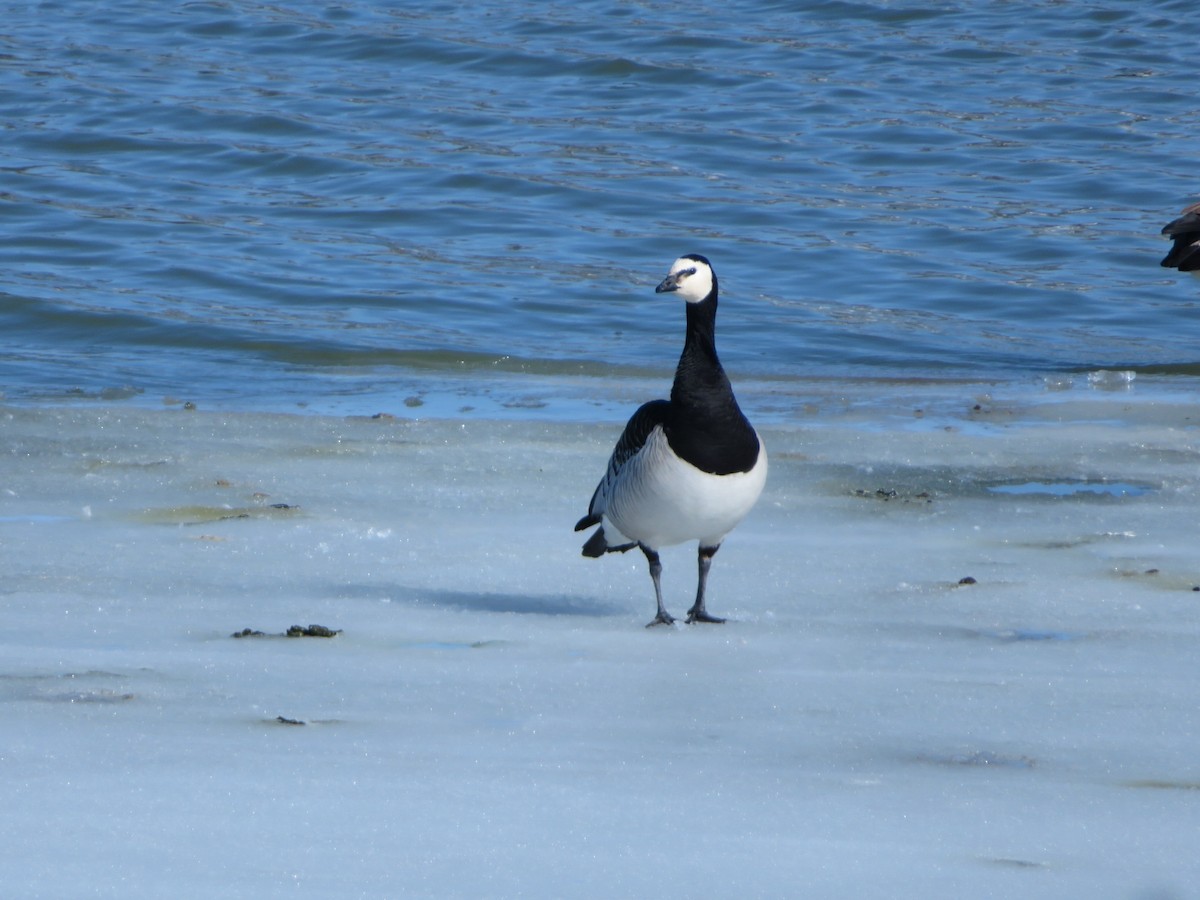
[[3, 379, 1199, 898]]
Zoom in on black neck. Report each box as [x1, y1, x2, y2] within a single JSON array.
[[665, 289, 760, 475], [671, 294, 733, 413]]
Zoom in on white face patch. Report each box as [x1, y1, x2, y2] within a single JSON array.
[[666, 256, 714, 304]]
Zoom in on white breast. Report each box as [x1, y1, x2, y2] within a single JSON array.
[[602, 426, 767, 550]]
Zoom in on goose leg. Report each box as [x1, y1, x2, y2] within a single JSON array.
[[686, 544, 725, 624], [641, 544, 675, 627]]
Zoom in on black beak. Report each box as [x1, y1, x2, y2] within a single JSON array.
[[655, 274, 679, 294]]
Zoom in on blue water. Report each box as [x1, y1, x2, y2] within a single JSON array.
[[2, 0, 1197, 418]]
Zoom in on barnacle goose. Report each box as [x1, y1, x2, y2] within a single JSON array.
[[1161, 202, 1200, 272], [575, 254, 767, 627]]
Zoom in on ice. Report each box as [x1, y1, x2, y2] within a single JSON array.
[[2, 385, 1199, 898]]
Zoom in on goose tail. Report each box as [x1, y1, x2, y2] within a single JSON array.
[[575, 517, 637, 557]]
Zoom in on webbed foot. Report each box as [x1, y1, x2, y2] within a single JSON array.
[[685, 608, 725, 624], [645, 612, 676, 628]]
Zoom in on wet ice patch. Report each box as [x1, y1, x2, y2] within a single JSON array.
[[0, 671, 136, 704], [1124, 780, 1200, 792], [915, 750, 1038, 770], [972, 628, 1079, 643], [134, 503, 302, 525], [987, 480, 1153, 498], [405, 639, 505, 651], [938, 625, 1084, 643], [0, 514, 77, 525]]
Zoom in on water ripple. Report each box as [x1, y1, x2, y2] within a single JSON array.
[[2, 0, 1197, 413]]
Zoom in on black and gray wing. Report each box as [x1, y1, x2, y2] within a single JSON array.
[[574, 399, 669, 538]]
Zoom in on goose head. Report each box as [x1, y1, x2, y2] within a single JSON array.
[[655, 254, 715, 303]]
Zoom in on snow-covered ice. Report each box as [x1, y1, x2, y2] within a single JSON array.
[[2, 381, 1199, 898]]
